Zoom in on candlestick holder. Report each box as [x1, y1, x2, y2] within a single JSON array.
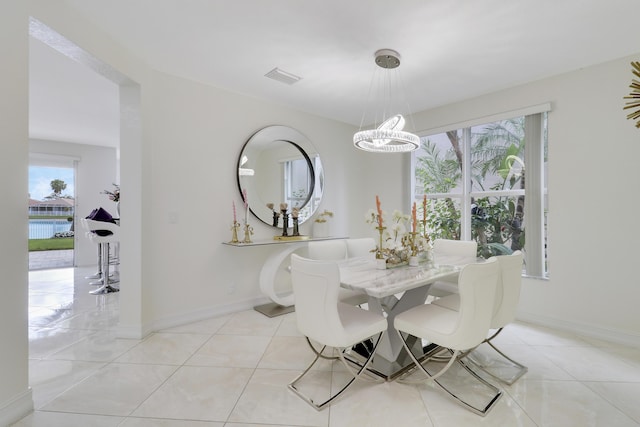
[[242, 222, 253, 243], [272, 210, 280, 227], [292, 217, 300, 236], [421, 218, 430, 243], [409, 231, 419, 256], [375, 226, 386, 260], [230, 221, 240, 244], [281, 210, 289, 237]]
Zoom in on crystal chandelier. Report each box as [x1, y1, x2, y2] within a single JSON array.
[[353, 49, 420, 153]]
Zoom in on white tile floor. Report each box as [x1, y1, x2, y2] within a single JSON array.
[[13, 266, 640, 427]]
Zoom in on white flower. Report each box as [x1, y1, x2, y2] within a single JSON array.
[[365, 208, 385, 227], [391, 222, 405, 237], [390, 240, 404, 251], [391, 209, 407, 223]]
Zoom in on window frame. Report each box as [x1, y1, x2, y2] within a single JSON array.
[[410, 104, 550, 278]]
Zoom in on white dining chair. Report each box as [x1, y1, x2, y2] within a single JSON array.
[[345, 237, 376, 259], [307, 240, 367, 306], [307, 239, 347, 260], [394, 258, 502, 416], [427, 238, 478, 298], [433, 251, 527, 384], [288, 254, 387, 410]]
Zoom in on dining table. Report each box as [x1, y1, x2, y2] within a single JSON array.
[[338, 256, 464, 380]]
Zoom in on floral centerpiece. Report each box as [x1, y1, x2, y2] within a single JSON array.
[[366, 196, 431, 267]]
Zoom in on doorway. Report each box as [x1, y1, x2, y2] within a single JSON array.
[[28, 161, 76, 270]]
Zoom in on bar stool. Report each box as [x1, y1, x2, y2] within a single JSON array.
[[84, 219, 120, 294], [80, 218, 103, 283]]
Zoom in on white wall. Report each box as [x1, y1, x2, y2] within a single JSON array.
[[0, 2, 32, 425], [139, 70, 362, 328], [29, 139, 118, 266], [409, 54, 640, 346]]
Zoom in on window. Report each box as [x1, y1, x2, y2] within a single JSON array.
[[411, 108, 548, 277]]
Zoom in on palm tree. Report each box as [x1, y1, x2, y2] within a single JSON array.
[[48, 179, 67, 198], [472, 117, 525, 190], [416, 117, 526, 255], [473, 118, 526, 253]]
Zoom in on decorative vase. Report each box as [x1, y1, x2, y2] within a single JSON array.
[[313, 221, 329, 238]]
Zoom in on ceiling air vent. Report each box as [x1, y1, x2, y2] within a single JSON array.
[[265, 67, 302, 85]]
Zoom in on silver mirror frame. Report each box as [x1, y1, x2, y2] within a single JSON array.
[[237, 125, 323, 227]]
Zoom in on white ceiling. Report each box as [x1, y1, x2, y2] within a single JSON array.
[[29, 0, 640, 147]]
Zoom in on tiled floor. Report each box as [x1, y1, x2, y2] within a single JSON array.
[[28, 249, 73, 271], [14, 267, 640, 426]]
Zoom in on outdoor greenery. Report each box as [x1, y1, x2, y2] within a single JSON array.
[[45, 179, 72, 199], [28, 215, 75, 251], [416, 117, 526, 258], [29, 237, 74, 251]]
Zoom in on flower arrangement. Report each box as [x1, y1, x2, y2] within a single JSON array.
[[366, 196, 431, 266], [102, 184, 120, 202], [314, 209, 334, 223]]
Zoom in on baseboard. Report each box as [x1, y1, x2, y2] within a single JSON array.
[[0, 388, 33, 427], [517, 311, 640, 349], [116, 296, 269, 338], [150, 297, 267, 332], [116, 321, 154, 340]]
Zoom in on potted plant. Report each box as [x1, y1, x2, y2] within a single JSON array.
[[313, 209, 333, 238]]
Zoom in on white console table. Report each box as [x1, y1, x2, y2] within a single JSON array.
[[223, 236, 347, 317]]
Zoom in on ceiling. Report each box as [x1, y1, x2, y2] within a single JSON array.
[[29, 0, 640, 148]]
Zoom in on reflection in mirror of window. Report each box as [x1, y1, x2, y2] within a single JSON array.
[[284, 155, 323, 222]]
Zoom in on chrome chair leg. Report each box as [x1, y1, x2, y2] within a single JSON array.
[[396, 331, 502, 417], [87, 243, 103, 282], [305, 337, 339, 360], [465, 328, 528, 385], [90, 242, 119, 294], [289, 332, 384, 410]]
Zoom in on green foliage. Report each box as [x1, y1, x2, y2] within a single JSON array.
[[416, 118, 526, 258], [29, 238, 74, 251], [415, 139, 461, 194], [471, 197, 521, 258], [426, 199, 460, 241], [49, 179, 67, 197]]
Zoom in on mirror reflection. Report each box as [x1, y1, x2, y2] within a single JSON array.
[[237, 125, 324, 227]]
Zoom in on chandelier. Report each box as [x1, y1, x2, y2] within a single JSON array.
[[353, 49, 420, 153]]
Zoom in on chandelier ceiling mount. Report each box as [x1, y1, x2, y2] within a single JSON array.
[[353, 49, 420, 153]]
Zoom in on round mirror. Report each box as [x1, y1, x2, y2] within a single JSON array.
[[237, 125, 324, 227]]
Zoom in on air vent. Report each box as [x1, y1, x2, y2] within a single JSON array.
[[264, 67, 302, 85]]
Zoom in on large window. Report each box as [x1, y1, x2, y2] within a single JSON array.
[[411, 108, 548, 278]]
